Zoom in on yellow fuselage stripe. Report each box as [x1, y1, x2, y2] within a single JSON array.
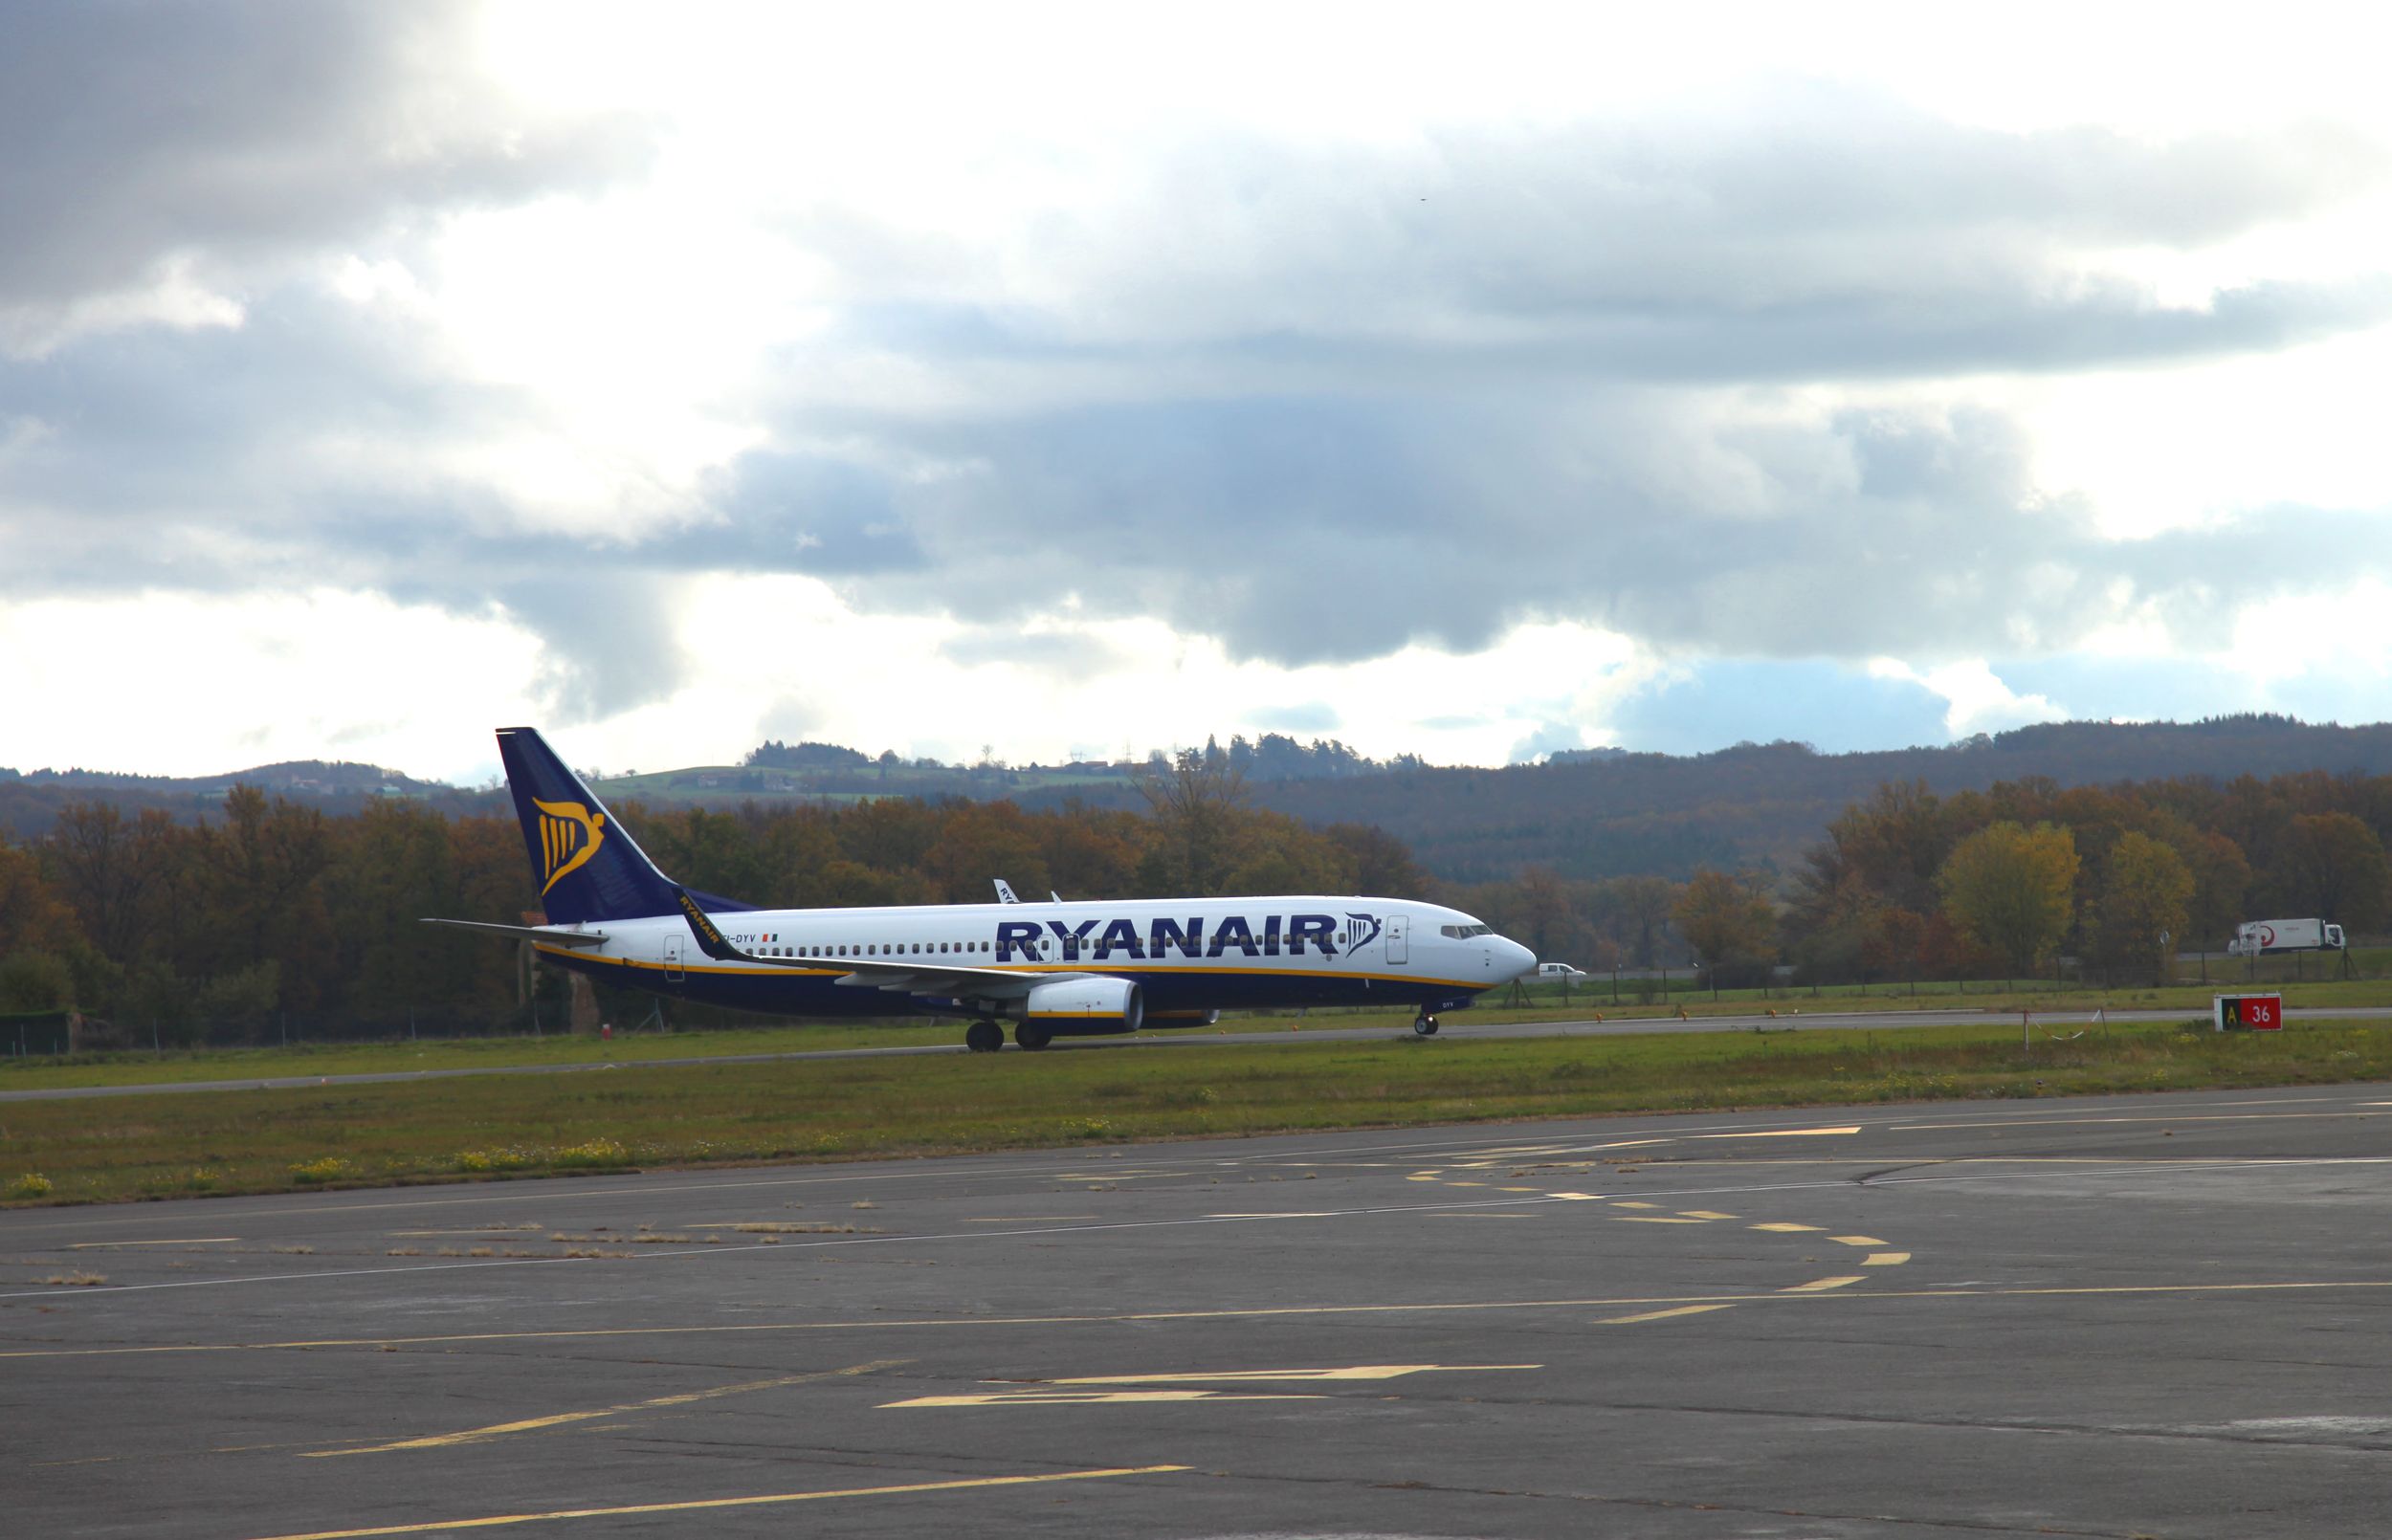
[[533, 945, 1480, 992]]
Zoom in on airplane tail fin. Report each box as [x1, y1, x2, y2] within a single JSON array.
[[496, 727, 684, 924]]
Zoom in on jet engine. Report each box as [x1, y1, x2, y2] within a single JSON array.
[[1007, 976, 1144, 1036]]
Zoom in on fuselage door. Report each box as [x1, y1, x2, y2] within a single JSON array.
[[662, 934, 683, 983], [1385, 913, 1409, 965]]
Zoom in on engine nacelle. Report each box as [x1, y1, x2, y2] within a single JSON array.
[[1007, 976, 1144, 1035]]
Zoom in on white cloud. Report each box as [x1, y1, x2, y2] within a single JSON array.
[[1867, 657, 2067, 737], [6, 4, 2392, 777], [0, 589, 544, 780]]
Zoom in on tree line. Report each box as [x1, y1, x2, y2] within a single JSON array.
[[1452, 768, 2392, 989], [0, 754, 1426, 1035], [1, 755, 2385, 1034]]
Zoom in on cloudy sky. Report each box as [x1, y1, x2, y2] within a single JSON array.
[[6, 2, 2391, 783]]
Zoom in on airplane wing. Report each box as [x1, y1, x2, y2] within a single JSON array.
[[420, 918, 610, 948], [670, 887, 1077, 1001]]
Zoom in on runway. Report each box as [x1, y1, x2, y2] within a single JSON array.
[[7, 1085, 2392, 1537], [11, 1003, 2389, 1102]]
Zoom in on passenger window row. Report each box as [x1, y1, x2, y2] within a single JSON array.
[[751, 941, 993, 959]]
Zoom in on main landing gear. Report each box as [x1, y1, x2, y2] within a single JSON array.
[[964, 1019, 1053, 1052], [1412, 1012, 1440, 1037]]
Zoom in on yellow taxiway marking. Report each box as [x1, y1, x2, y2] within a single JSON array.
[[248, 1466, 1191, 1539], [1609, 1200, 1664, 1209], [1784, 1276, 1867, 1292], [1597, 1305, 1737, 1325], [1612, 1216, 1707, 1224], [886, 1362, 1540, 1407], [1830, 1236, 1888, 1247], [387, 1228, 542, 1238], [1406, 1175, 1443, 1182], [1864, 1253, 1911, 1266], [1047, 1363, 1539, 1384], [1699, 1126, 1861, 1139], [1545, 1192, 1605, 1200], [31, 1282, 2392, 1363], [307, 1360, 902, 1458], [1677, 1211, 1738, 1220], [887, 1389, 1309, 1407], [1445, 1180, 1487, 1187], [1751, 1222, 1824, 1233], [1499, 1186, 1539, 1193], [68, 1238, 238, 1248]]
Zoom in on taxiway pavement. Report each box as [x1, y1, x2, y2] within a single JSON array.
[[7, 1085, 2392, 1536]]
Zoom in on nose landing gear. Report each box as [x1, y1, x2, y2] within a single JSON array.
[[1412, 1013, 1439, 1037]]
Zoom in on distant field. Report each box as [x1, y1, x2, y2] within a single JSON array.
[[587, 761, 1131, 808], [6, 1018, 2390, 1207]]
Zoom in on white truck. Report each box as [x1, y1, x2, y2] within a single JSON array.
[[2227, 918, 2346, 956]]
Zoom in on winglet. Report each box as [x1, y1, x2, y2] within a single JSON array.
[[673, 886, 740, 962]]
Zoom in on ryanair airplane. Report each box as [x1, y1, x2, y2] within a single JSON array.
[[430, 728, 1538, 1053]]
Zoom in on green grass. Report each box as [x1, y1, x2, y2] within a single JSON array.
[[7, 973, 2388, 1094], [6, 1017, 2390, 1207], [0, 1021, 941, 1089]]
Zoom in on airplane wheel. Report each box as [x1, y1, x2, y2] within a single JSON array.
[[965, 1020, 1004, 1053], [1015, 1023, 1052, 1051], [1412, 1015, 1439, 1037]]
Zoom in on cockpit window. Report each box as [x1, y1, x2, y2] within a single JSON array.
[[1438, 923, 1494, 939]]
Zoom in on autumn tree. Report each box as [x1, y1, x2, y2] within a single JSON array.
[[192, 785, 332, 1008], [1805, 780, 1954, 915], [2277, 812, 2392, 931], [1674, 868, 1776, 994], [1324, 823, 1429, 898], [1607, 875, 1680, 968], [1135, 748, 1251, 895], [0, 841, 86, 1010], [42, 801, 173, 960], [1785, 869, 1883, 983], [1936, 821, 2079, 978], [2090, 831, 2194, 984], [2181, 831, 2253, 971]]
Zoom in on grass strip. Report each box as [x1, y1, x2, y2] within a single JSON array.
[[9, 979, 2389, 1093], [5, 1018, 2391, 1207]]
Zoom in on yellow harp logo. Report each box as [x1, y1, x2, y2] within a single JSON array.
[[534, 799, 607, 896]]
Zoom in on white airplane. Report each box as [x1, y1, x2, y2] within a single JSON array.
[[429, 727, 1539, 1052]]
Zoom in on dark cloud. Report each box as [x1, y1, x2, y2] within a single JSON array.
[[498, 572, 691, 725], [4, 64, 2388, 729], [0, 1, 650, 317], [792, 93, 2389, 383]]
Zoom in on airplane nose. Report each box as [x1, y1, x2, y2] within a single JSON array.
[[1500, 937, 1537, 980]]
